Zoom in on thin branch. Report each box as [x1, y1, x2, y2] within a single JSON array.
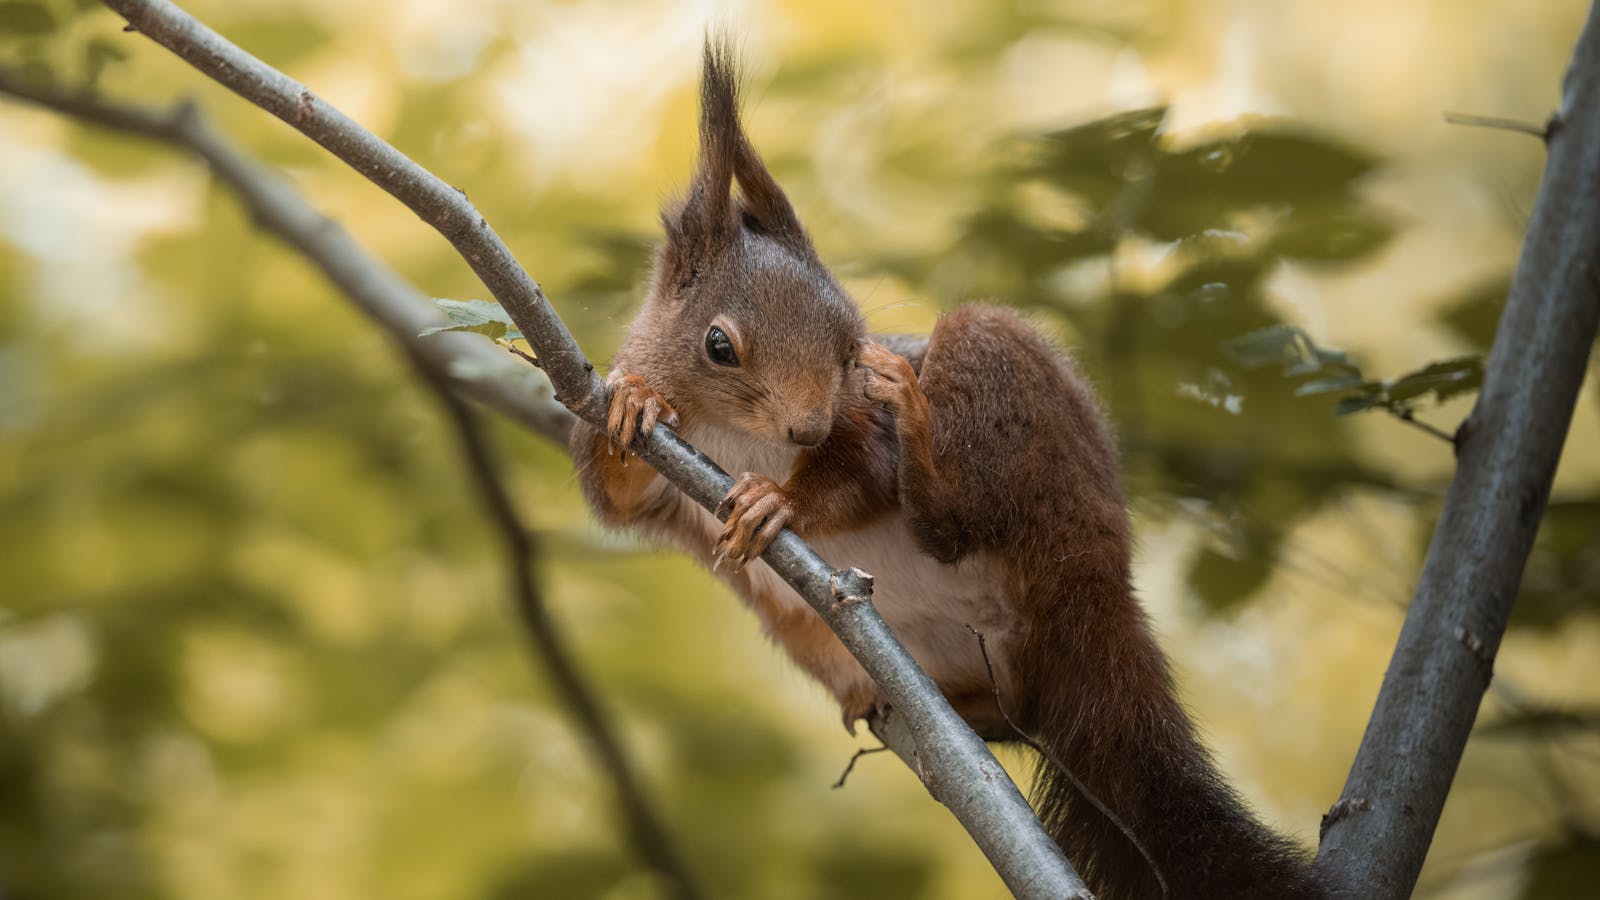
[[1443, 111, 1554, 141], [1383, 404, 1457, 445], [94, 1, 1090, 895], [0, 69, 572, 446], [1319, 4, 1600, 897], [0, 70, 700, 899], [831, 744, 889, 790], [503, 342, 541, 368], [418, 373, 705, 900]]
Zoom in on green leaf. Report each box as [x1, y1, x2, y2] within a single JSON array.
[[1136, 130, 1379, 241], [1222, 324, 1306, 367], [1334, 394, 1383, 416], [420, 299, 523, 341], [0, 1, 55, 35], [1384, 356, 1484, 404], [1296, 374, 1375, 396]]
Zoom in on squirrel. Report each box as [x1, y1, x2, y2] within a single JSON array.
[[570, 41, 1324, 900]]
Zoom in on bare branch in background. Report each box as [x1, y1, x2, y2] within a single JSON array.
[[92, 1, 1092, 894], [1318, 4, 1600, 897], [0, 72, 698, 900], [416, 374, 706, 900], [0, 70, 571, 446], [1443, 111, 1557, 141]]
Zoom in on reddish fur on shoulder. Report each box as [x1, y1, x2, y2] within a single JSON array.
[[866, 306, 1323, 900]]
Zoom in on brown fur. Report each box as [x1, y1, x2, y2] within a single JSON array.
[[570, 40, 1323, 900]]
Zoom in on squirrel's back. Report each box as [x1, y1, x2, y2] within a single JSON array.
[[912, 304, 1322, 899]]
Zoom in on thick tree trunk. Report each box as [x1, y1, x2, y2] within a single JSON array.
[[1316, 4, 1600, 896]]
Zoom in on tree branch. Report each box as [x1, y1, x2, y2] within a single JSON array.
[[1317, 4, 1600, 897], [1442, 111, 1555, 141], [0, 70, 571, 446], [417, 372, 706, 900], [0, 69, 705, 898], [82, 2, 1092, 894]]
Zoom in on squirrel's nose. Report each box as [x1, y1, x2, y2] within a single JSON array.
[[787, 420, 830, 448]]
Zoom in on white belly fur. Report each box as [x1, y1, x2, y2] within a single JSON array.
[[660, 422, 1014, 691]]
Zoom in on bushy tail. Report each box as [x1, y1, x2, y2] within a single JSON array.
[[1011, 576, 1323, 900]]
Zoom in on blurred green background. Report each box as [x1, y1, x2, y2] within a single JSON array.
[[2, 1, 1598, 898]]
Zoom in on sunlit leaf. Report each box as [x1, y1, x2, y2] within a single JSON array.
[[420, 298, 523, 341]]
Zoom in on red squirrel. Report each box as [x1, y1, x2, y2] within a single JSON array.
[[570, 43, 1323, 900]]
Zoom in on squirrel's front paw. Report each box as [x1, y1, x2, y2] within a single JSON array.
[[604, 370, 678, 463], [855, 339, 917, 411], [713, 473, 794, 573]]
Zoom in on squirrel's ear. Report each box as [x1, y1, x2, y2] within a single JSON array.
[[668, 39, 740, 252], [666, 38, 812, 266], [733, 134, 810, 253]]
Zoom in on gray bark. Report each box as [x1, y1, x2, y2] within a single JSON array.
[[1316, 4, 1600, 896]]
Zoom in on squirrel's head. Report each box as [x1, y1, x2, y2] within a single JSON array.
[[636, 40, 864, 449]]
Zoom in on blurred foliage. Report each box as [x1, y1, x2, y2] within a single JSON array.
[[883, 104, 1415, 612], [2, 2, 1598, 900]]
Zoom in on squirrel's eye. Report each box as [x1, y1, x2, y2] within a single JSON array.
[[705, 325, 740, 367]]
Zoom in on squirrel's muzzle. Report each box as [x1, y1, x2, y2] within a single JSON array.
[[787, 416, 831, 448]]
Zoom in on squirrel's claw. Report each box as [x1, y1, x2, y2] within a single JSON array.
[[840, 689, 889, 736], [603, 369, 677, 463], [714, 473, 794, 573], [856, 339, 916, 411]]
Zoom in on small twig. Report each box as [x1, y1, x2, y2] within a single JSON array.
[[1321, 2, 1600, 892], [423, 375, 706, 900], [503, 341, 541, 368], [965, 626, 1169, 900], [1384, 404, 1458, 445], [1443, 111, 1552, 141], [832, 744, 890, 789], [0, 68, 574, 445]]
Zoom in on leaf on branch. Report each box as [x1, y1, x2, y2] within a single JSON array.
[[1333, 394, 1384, 417], [421, 298, 524, 342], [1221, 324, 1306, 367], [1224, 324, 1484, 420], [1295, 373, 1375, 396], [1384, 356, 1484, 404]]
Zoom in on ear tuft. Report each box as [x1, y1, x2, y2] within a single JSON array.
[[668, 36, 813, 263], [673, 36, 740, 245]]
